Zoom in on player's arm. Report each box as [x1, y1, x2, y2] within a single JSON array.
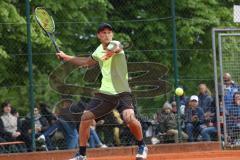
[[56, 51, 97, 67], [101, 46, 123, 60]]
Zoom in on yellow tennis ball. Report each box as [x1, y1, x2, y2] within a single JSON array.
[[175, 87, 184, 96]]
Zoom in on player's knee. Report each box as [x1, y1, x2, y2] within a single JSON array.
[[123, 112, 135, 124], [81, 111, 95, 122]]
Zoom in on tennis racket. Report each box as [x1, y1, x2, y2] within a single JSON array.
[[35, 7, 62, 61]]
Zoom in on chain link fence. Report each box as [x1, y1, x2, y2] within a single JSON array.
[[214, 32, 240, 148], [1, 0, 238, 153]]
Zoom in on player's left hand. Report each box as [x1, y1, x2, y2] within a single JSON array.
[[101, 48, 123, 60], [101, 51, 115, 60], [101, 41, 123, 60]]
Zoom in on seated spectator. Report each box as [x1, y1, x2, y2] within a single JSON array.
[[201, 112, 217, 141], [0, 101, 31, 151], [97, 109, 123, 147], [22, 107, 50, 150], [112, 109, 123, 146], [156, 102, 188, 143], [89, 120, 107, 148], [226, 92, 240, 145], [24, 107, 50, 137], [179, 93, 188, 115], [223, 73, 239, 113], [55, 97, 79, 149], [171, 101, 185, 131], [11, 107, 20, 118], [11, 107, 24, 130], [198, 84, 214, 113], [198, 84, 217, 141], [38, 97, 79, 150], [184, 96, 205, 142], [171, 101, 177, 114], [37, 103, 57, 125], [170, 92, 188, 116]]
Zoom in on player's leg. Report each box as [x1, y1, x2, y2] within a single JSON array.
[[79, 111, 95, 146], [69, 111, 94, 160], [70, 93, 117, 160], [122, 109, 143, 141], [118, 92, 148, 160], [122, 109, 148, 160]]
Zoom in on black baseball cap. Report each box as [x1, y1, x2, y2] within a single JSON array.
[[97, 23, 113, 33]]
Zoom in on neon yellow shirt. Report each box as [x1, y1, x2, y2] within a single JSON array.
[[91, 44, 131, 95]]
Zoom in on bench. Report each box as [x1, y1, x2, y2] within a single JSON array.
[[0, 141, 25, 146], [0, 141, 26, 153]]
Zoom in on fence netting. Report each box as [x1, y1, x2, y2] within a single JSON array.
[[1, 0, 239, 153]]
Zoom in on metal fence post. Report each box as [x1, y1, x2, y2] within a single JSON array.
[[171, 0, 182, 142], [25, 0, 36, 151]]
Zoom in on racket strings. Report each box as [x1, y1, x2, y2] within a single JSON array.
[[35, 9, 55, 33]]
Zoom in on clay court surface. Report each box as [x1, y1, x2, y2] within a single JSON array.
[[1, 142, 240, 160]]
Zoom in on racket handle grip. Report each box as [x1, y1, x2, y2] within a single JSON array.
[[52, 40, 64, 63], [52, 38, 60, 53], [54, 44, 64, 63], [47, 32, 64, 63]]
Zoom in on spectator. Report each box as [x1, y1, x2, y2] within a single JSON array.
[[156, 102, 188, 143], [37, 103, 57, 125], [0, 101, 32, 151], [184, 96, 205, 142], [223, 73, 239, 113], [22, 107, 50, 150], [11, 107, 24, 130], [97, 110, 123, 146], [11, 107, 20, 118], [198, 84, 214, 113], [171, 101, 185, 131], [112, 109, 123, 145], [227, 92, 240, 145], [171, 92, 188, 116], [179, 94, 188, 115], [38, 97, 79, 150], [171, 101, 177, 114], [89, 120, 107, 148], [24, 107, 50, 137], [200, 113, 218, 141], [54, 97, 79, 149], [198, 84, 217, 141]]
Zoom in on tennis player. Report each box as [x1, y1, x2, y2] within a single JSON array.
[[56, 23, 148, 160]]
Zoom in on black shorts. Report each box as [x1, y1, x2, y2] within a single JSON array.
[[86, 92, 134, 119]]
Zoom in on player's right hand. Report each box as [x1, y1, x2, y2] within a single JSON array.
[[56, 51, 68, 61]]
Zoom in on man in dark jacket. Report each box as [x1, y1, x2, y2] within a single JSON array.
[[223, 73, 240, 113], [184, 96, 205, 142]]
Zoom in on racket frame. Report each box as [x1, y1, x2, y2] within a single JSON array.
[[35, 7, 61, 53]]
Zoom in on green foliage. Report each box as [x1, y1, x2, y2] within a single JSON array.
[[0, 0, 238, 115]]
